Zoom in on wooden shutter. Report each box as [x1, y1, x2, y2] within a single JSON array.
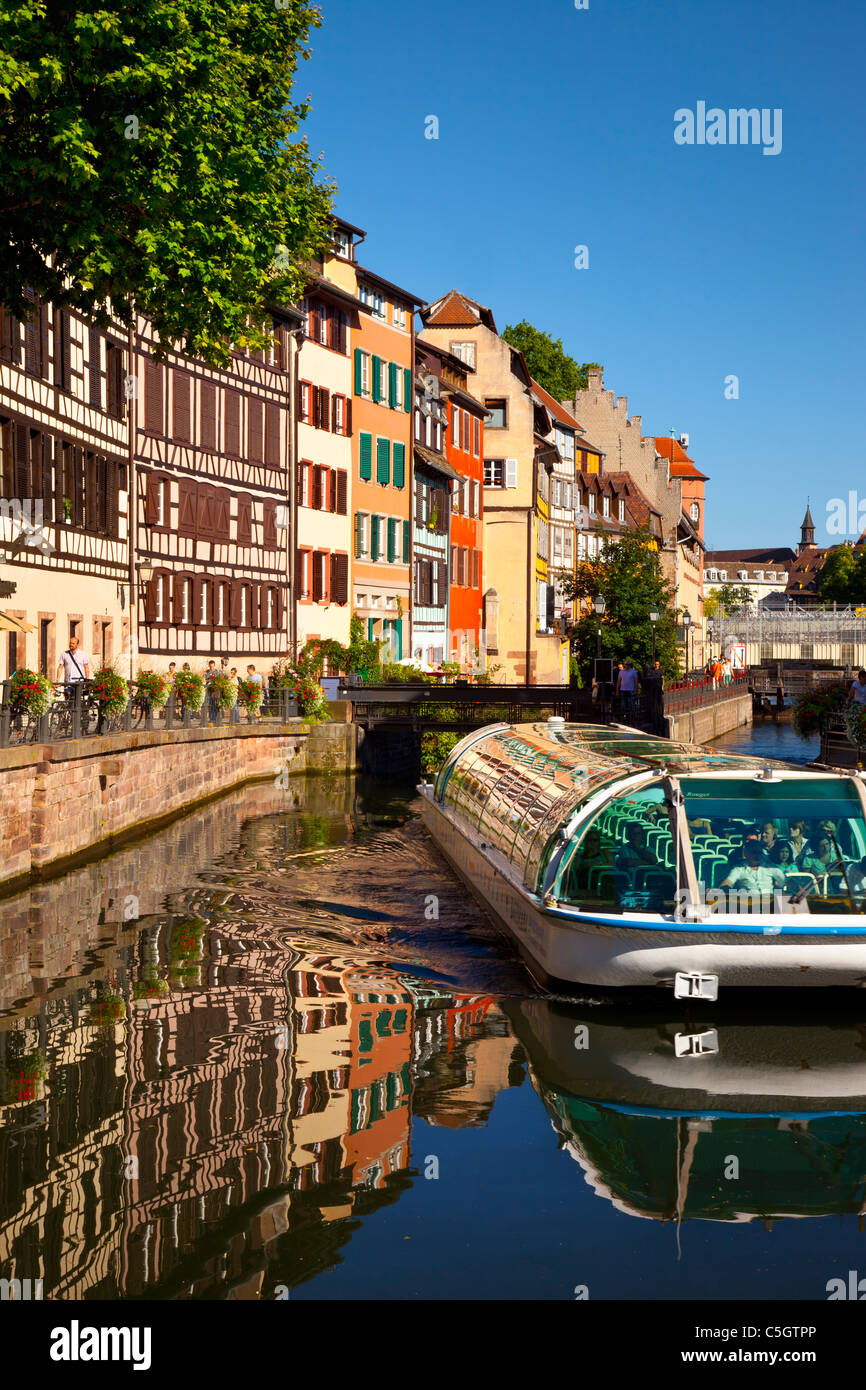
[[370, 515, 380, 561], [173, 370, 191, 441], [248, 397, 264, 460], [201, 381, 218, 450], [0, 306, 21, 363], [336, 470, 348, 515], [392, 442, 405, 488], [237, 493, 252, 543], [387, 517, 398, 562], [310, 302, 322, 342], [473, 549, 480, 587], [23, 291, 42, 376], [403, 368, 412, 412], [145, 471, 161, 524], [438, 561, 447, 602], [249, 584, 261, 630], [106, 343, 124, 419], [311, 554, 323, 602], [172, 572, 186, 624], [145, 360, 163, 433], [331, 394, 340, 433], [225, 390, 241, 456], [345, 398, 352, 437], [263, 500, 277, 547], [265, 403, 280, 464], [388, 362, 398, 408], [214, 489, 230, 538], [311, 466, 322, 511], [144, 575, 159, 622], [402, 520, 410, 562], [197, 485, 215, 539], [331, 552, 348, 604], [359, 432, 372, 481], [41, 434, 54, 520], [354, 349, 363, 396], [319, 388, 330, 431], [87, 326, 102, 405], [372, 356, 382, 403], [230, 581, 243, 627], [327, 468, 337, 512], [178, 479, 197, 537], [376, 437, 390, 485]]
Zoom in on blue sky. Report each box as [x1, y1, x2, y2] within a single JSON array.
[[300, 0, 865, 551]]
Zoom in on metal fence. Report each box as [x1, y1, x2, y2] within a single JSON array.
[[713, 606, 866, 651], [662, 671, 750, 715], [0, 680, 300, 749]]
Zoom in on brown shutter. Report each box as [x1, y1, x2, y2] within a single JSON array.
[[263, 501, 277, 548], [225, 390, 241, 456], [0, 306, 21, 363], [178, 480, 197, 537], [12, 423, 29, 496], [320, 388, 330, 430], [41, 434, 54, 521], [473, 549, 480, 587], [201, 381, 217, 450], [336, 469, 348, 516], [265, 403, 280, 465], [311, 554, 323, 602], [38, 300, 49, 379], [88, 326, 101, 405], [196, 484, 213, 539], [144, 575, 158, 622], [145, 360, 163, 433], [331, 553, 348, 605], [327, 468, 337, 513], [331, 394, 339, 433], [212, 488, 229, 539], [237, 493, 252, 543], [311, 466, 322, 511], [438, 560, 447, 601], [23, 290, 40, 375], [230, 581, 243, 627], [345, 397, 352, 437], [145, 472, 161, 524], [173, 371, 191, 441], [248, 398, 264, 460], [171, 572, 185, 624], [57, 308, 72, 390], [106, 343, 123, 419]]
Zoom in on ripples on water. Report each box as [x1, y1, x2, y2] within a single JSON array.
[[1, 725, 865, 1302]]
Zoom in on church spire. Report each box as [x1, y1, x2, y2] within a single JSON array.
[[798, 500, 815, 552]]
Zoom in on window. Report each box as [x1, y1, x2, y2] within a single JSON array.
[[588, 492, 596, 515], [393, 304, 407, 330], [538, 518, 549, 561], [755, 569, 764, 580], [708, 568, 718, 581], [297, 549, 311, 599], [485, 398, 507, 429], [360, 352, 370, 398], [618, 499, 625, 523], [393, 368, 403, 410], [451, 342, 476, 368], [355, 512, 369, 558], [473, 416, 480, 456], [719, 570, 727, 580], [738, 569, 748, 581], [690, 501, 700, 523], [452, 406, 460, 446], [602, 495, 610, 518], [298, 380, 312, 422], [199, 579, 210, 626], [484, 458, 504, 487], [551, 477, 560, 508], [471, 479, 480, 516]]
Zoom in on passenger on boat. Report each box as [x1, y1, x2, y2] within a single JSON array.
[[724, 831, 762, 871], [848, 856, 866, 893], [770, 840, 799, 880], [687, 814, 713, 836], [617, 823, 658, 869], [801, 835, 841, 878], [760, 822, 779, 854], [570, 830, 612, 889], [787, 820, 809, 861], [720, 842, 787, 896]]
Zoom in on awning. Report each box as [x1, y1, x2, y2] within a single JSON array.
[[413, 445, 463, 483], [0, 612, 36, 632]]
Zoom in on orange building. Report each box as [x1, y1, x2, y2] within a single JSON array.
[[415, 341, 486, 669], [343, 969, 413, 1189], [324, 220, 422, 660]]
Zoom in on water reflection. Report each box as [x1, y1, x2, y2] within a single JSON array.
[[1, 773, 866, 1300]]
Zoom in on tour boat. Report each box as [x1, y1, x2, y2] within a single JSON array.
[[418, 720, 866, 993]]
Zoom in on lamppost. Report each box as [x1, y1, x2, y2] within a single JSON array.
[[649, 608, 659, 664], [682, 608, 691, 676], [593, 595, 605, 659], [707, 616, 715, 663]]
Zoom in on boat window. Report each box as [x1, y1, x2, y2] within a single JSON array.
[[680, 776, 866, 908], [555, 784, 677, 914]]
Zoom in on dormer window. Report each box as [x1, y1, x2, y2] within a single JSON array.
[[335, 231, 351, 259], [738, 570, 748, 581], [618, 499, 625, 523], [602, 495, 610, 518], [588, 492, 596, 514]]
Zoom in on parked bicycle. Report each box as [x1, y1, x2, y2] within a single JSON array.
[[46, 682, 101, 740]]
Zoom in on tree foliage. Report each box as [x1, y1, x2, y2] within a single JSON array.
[[703, 583, 753, 617], [559, 528, 681, 680], [0, 0, 334, 364], [817, 545, 866, 604], [501, 320, 600, 401]]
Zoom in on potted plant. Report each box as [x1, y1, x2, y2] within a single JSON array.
[[208, 672, 237, 714], [9, 668, 54, 717], [237, 676, 264, 714], [134, 669, 170, 709], [293, 677, 328, 719], [172, 670, 205, 711], [793, 680, 849, 737], [845, 704, 866, 752], [90, 667, 129, 719]]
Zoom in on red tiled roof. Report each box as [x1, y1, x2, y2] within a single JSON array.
[[530, 378, 581, 431], [602, 470, 663, 531], [422, 289, 496, 331], [653, 436, 709, 481]]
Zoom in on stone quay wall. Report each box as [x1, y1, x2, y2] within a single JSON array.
[[0, 719, 358, 891], [665, 692, 753, 745]]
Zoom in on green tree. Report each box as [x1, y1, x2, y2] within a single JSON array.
[[817, 545, 861, 604], [0, 0, 334, 364], [560, 528, 680, 680], [703, 583, 752, 617], [502, 320, 600, 401]]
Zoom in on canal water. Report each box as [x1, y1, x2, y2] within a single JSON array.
[[2, 715, 864, 1303]]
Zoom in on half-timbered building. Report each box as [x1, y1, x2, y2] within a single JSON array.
[[0, 297, 130, 680], [134, 309, 298, 667]]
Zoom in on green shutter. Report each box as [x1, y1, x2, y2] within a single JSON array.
[[372, 356, 381, 402], [403, 368, 412, 412], [376, 437, 390, 486], [387, 517, 398, 561], [359, 432, 372, 480], [388, 362, 398, 408], [402, 520, 410, 561], [371, 514, 380, 560], [392, 441, 405, 488], [354, 348, 363, 396], [368, 618, 375, 641]]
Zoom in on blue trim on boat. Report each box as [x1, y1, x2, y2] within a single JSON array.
[[546, 908, 866, 936], [568, 1097, 866, 1120]]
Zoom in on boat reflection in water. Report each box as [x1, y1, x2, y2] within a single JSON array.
[[504, 997, 866, 1225]]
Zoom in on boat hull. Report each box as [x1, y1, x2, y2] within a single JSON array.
[[420, 793, 866, 990]]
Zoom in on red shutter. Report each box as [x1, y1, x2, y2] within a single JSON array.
[[265, 403, 280, 465], [336, 470, 348, 515], [201, 382, 218, 450], [331, 553, 348, 605], [237, 493, 252, 543], [248, 398, 264, 461], [225, 390, 241, 456], [145, 360, 163, 433]]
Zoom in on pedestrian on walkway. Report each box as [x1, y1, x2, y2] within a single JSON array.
[[204, 658, 219, 724], [229, 666, 240, 724], [56, 634, 90, 687], [616, 659, 639, 719]]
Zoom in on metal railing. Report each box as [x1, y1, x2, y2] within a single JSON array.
[[662, 671, 749, 715], [0, 679, 300, 749]]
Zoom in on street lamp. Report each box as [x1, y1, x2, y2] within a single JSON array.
[[593, 595, 606, 659], [649, 608, 659, 663], [682, 608, 692, 676]]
